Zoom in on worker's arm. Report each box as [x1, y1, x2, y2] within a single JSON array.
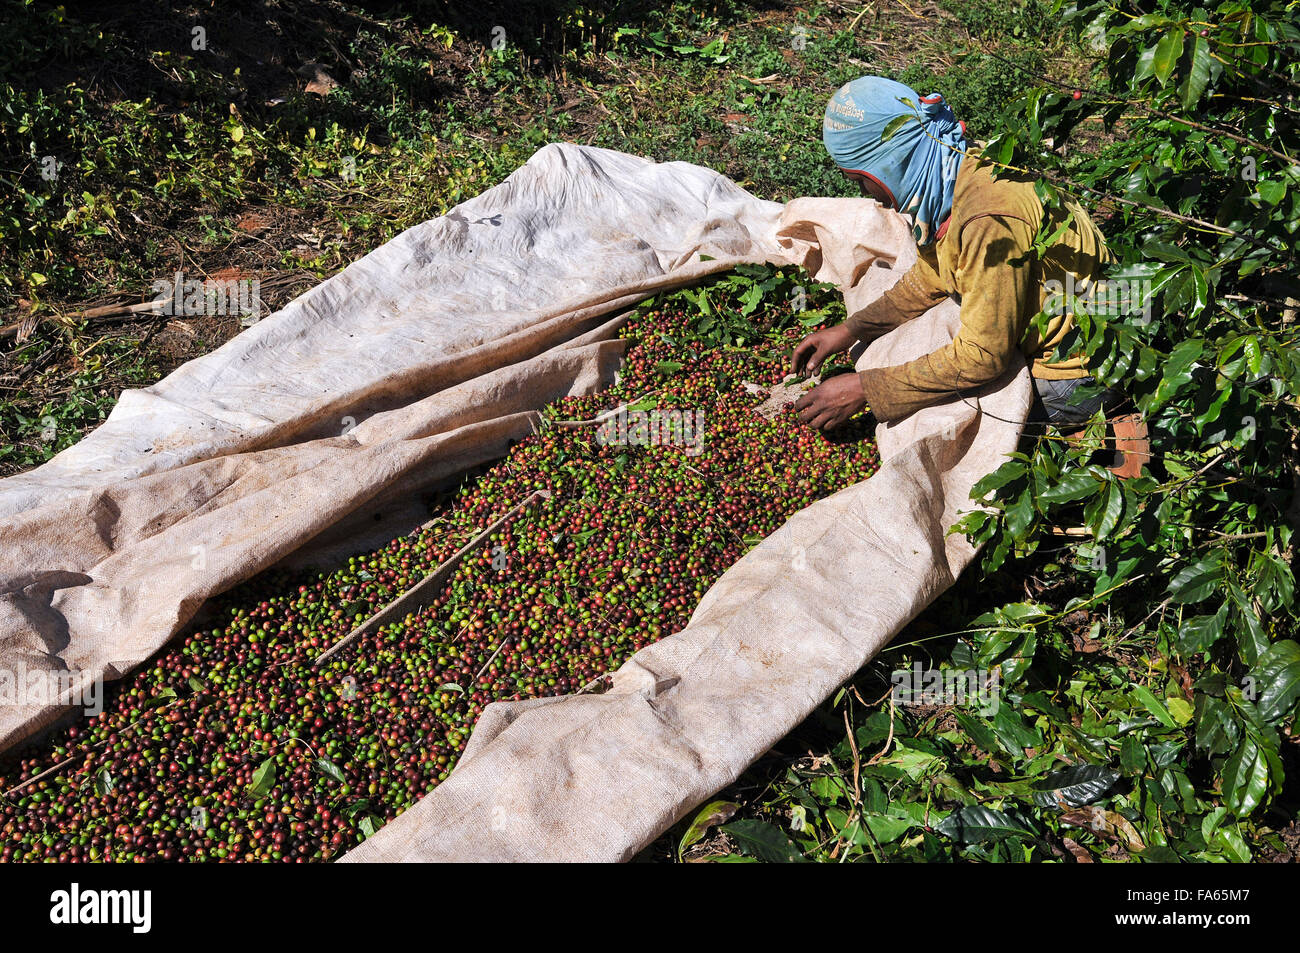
[[858, 214, 1035, 422], [791, 250, 949, 376], [844, 250, 949, 341]]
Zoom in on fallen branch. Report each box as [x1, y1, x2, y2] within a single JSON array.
[[1, 270, 319, 343], [2, 697, 187, 798], [312, 489, 553, 666], [2, 752, 82, 799], [1, 299, 166, 342], [548, 393, 655, 428]]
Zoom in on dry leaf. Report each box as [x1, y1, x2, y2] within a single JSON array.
[[1062, 837, 1093, 863], [299, 63, 340, 96], [234, 211, 271, 235], [1060, 805, 1146, 852]]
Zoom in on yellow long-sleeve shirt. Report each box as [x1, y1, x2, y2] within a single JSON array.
[[852, 150, 1109, 422]]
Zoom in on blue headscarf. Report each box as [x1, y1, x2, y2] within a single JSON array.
[[822, 76, 968, 246]]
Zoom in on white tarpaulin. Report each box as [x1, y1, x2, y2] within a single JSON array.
[[0, 144, 1029, 861]]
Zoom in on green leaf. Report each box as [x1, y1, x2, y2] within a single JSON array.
[[862, 812, 913, 843], [955, 711, 1001, 754], [315, 757, 346, 784], [1032, 210, 1076, 255], [1132, 685, 1176, 728], [1189, 266, 1210, 316], [1115, 14, 1173, 34], [1228, 583, 1269, 665], [810, 774, 848, 803], [1154, 338, 1202, 406], [882, 739, 946, 779], [1038, 467, 1101, 506], [1166, 696, 1194, 726], [1133, 42, 1160, 82], [249, 757, 276, 798], [1120, 734, 1146, 776], [1168, 554, 1224, 604], [991, 705, 1041, 757], [358, 814, 381, 839], [1212, 825, 1252, 862], [1005, 488, 1035, 537], [1030, 764, 1120, 808], [1255, 554, 1295, 613], [855, 711, 893, 749], [1180, 34, 1211, 108], [1251, 641, 1300, 724], [1083, 478, 1123, 539], [933, 805, 1034, 843], [678, 800, 739, 856], [1201, 805, 1228, 843], [1256, 179, 1286, 205], [1241, 335, 1263, 376], [1221, 738, 1269, 817], [1152, 29, 1185, 84], [1195, 695, 1239, 756], [1176, 602, 1228, 655], [1138, 844, 1181, 863], [1001, 631, 1037, 686], [93, 768, 116, 796], [1193, 384, 1231, 434], [141, 686, 179, 709], [970, 458, 1028, 499], [721, 819, 805, 862], [881, 114, 917, 141]]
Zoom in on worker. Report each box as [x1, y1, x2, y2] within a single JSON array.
[[791, 76, 1139, 458]]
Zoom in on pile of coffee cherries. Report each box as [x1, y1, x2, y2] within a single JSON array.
[[0, 293, 879, 862]]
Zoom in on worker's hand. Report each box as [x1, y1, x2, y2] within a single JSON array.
[[794, 373, 868, 431], [791, 323, 859, 377]]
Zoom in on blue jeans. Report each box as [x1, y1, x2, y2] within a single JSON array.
[[1028, 376, 1123, 425]]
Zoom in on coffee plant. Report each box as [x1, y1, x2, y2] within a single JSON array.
[[948, 0, 1299, 858]]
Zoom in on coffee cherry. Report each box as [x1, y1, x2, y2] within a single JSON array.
[[0, 285, 880, 862]]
